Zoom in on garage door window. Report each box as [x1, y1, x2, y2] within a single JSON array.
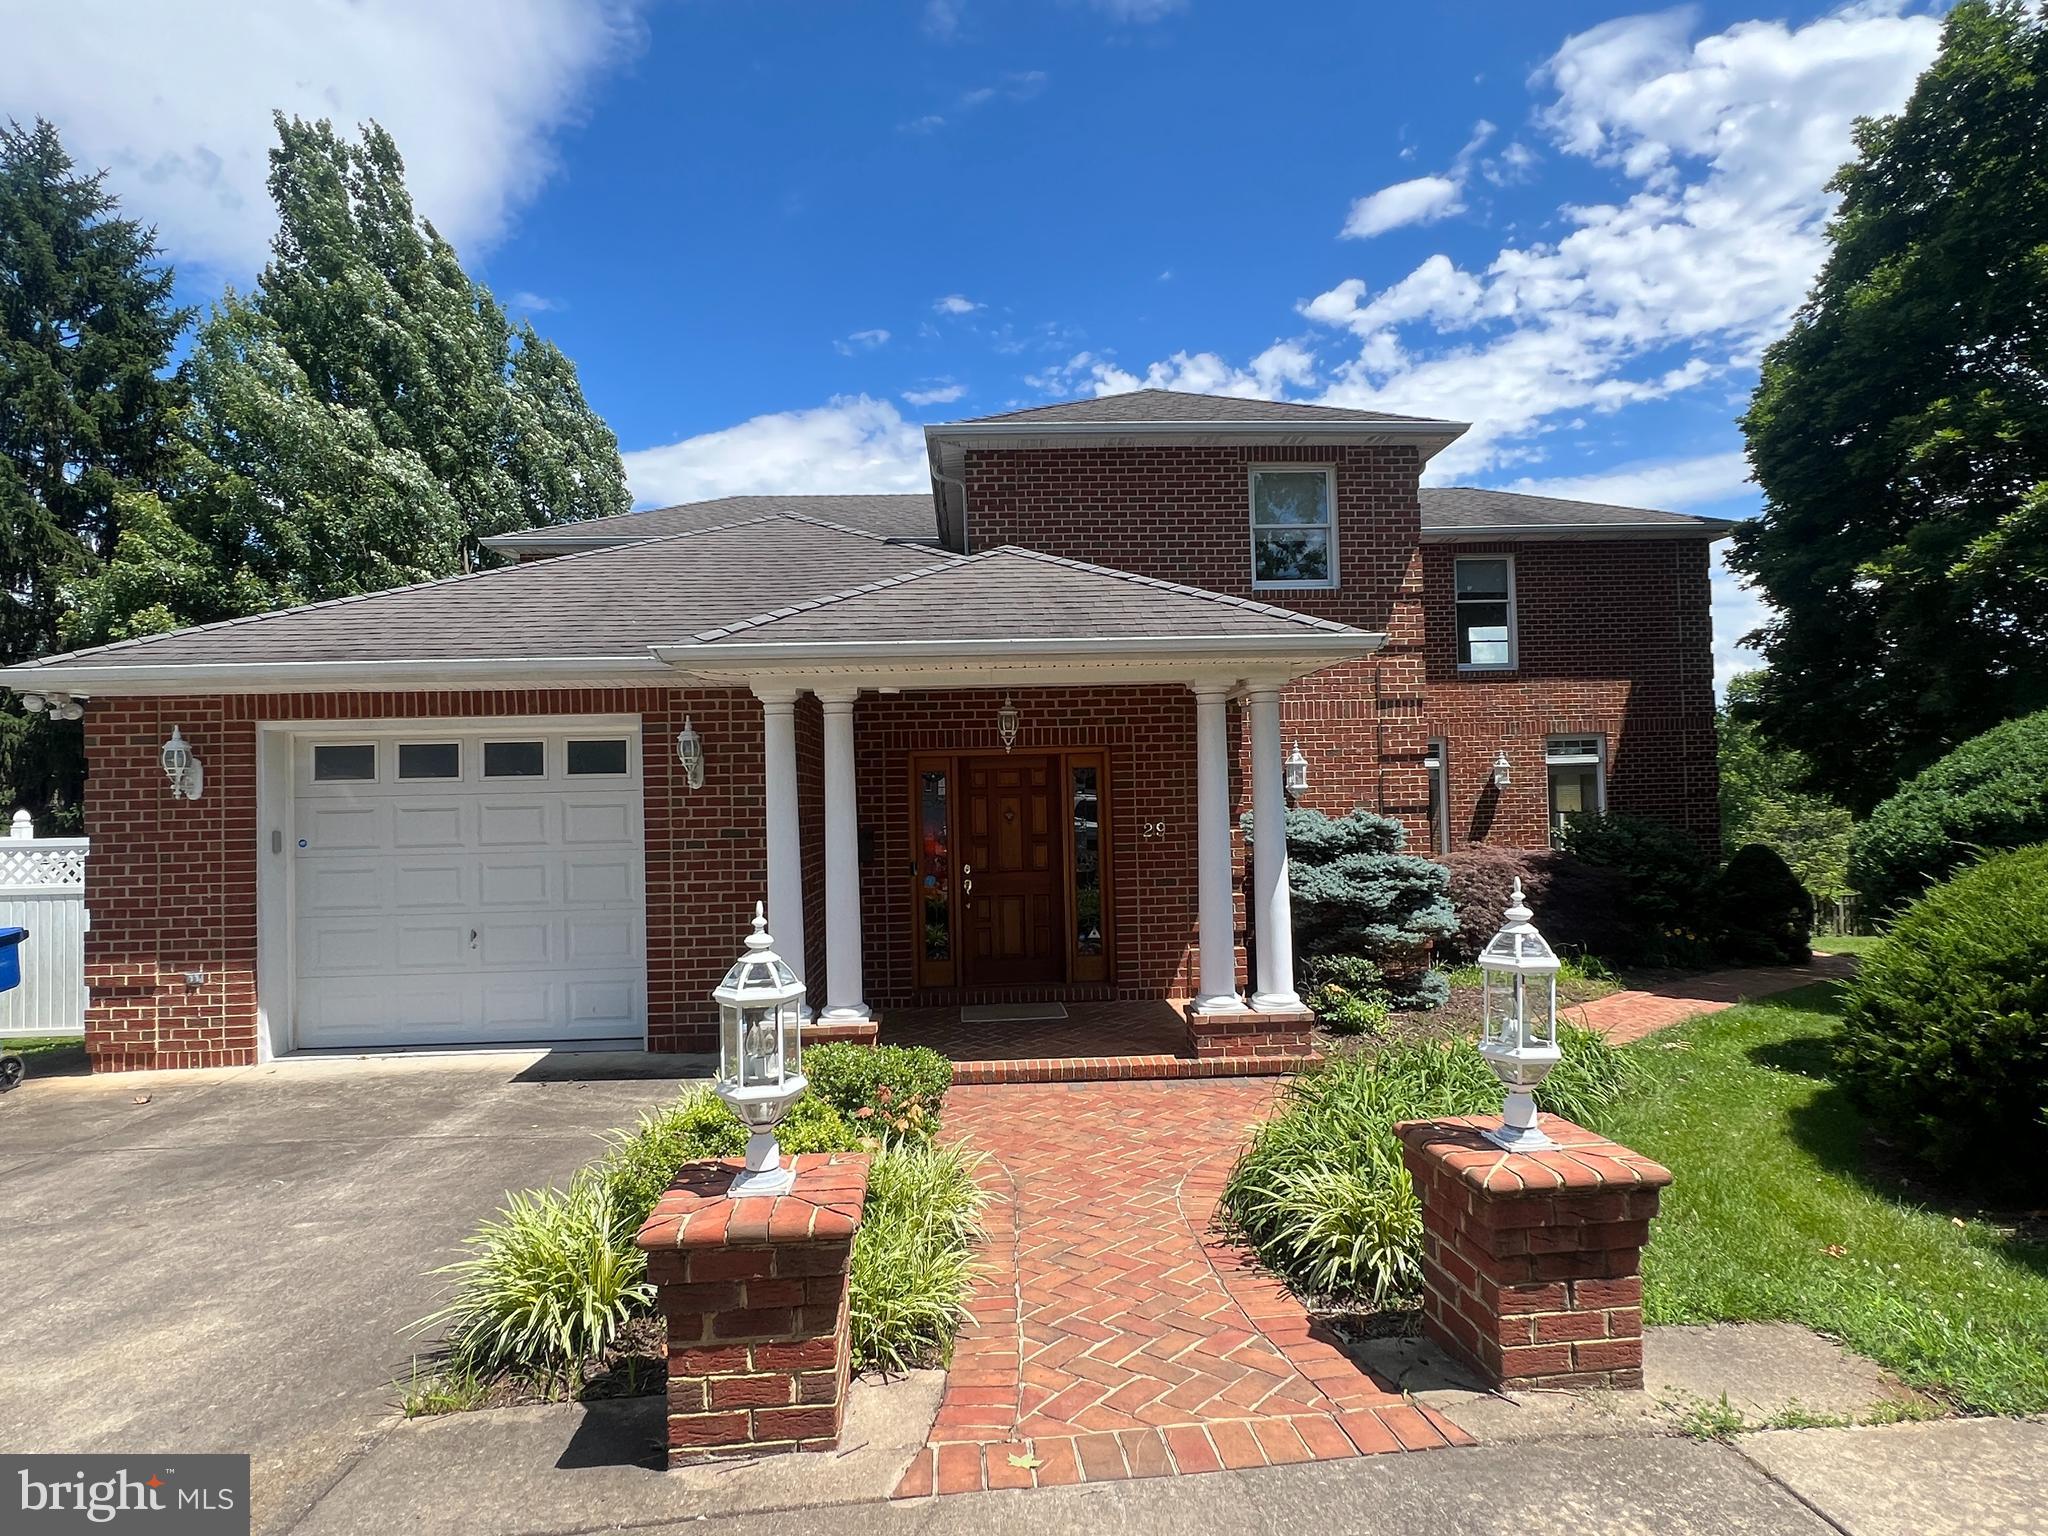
[[398, 742, 461, 780], [313, 743, 376, 781], [484, 740, 546, 777], [567, 739, 629, 776]]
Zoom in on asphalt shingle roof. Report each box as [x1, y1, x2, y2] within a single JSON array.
[[1419, 486, 1736, 533], [487, 493, 940, 545], [20, 516, 951, 671], [950, 388, 1455, 427], [692, 545, 1365, 645]]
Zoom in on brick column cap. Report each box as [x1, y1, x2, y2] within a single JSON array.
[[1395, 1115, 1672, 1196], [634, 1152, 871, 1251]]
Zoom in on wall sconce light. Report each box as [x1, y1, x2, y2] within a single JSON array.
[[676, 716, 706, 790], [1491, 750, 1512, 790], [20, 692, 83, 722], [161, 726, 204, 800], [996, 693, 1020, 753], [1284, 742, 1309, 795]]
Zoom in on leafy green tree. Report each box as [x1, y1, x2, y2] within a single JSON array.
[[71, 116, 629, 640], [1717, 672, 1855, 917], [0, 118, 189, 823], [1733, 0, 2048, 813]]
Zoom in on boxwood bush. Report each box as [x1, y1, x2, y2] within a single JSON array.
[[1850, 709, 2048, 918], [1837, 844, 2048, 1188], [1218, 1028, 1635, 1303], [803, 1042, 952, 1142], [1710, 844, 1813, 965]]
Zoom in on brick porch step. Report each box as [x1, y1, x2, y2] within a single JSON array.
[[950, 1051, 1320, 1085]]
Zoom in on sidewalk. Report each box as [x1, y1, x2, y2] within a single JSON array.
[[1567, 952, 1858, 1044]]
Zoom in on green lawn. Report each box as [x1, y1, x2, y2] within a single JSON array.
[[2, 1034, 85, 1057], [1593, 985, 2048, 1416], [1811, 933, 1886, 956]]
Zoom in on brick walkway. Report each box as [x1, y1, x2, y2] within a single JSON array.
[[892, 1079, 1471, 1499], [1565, 953, 1858, 1044], [882, 1000, 1319, 1084]]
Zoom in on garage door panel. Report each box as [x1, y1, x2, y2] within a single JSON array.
[[563, 801, 633, 844], [393, 803, 466, 848], [565, 858, 635, 905], [292, 725, 644, 1050], [300, 864, 385, 914], [397, 923, 471, 970], [478, 802, 550, 846], [479, 860, 550, 906]]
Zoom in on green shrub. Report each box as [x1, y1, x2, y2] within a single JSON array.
[[1315, 985, 1390, 1037], [1219, 1028, 1634, 1302], [1711, 844, 1814, 965], [1249, 807, 1458, 1009], [417, 1176, 653, 1393], [1850, 709, 2048, 918], [597, 1087, 859, 1234], [1555, 811, 1717, 965], [849, 1140, 989, 1372], [1439, 845, 1630, 965], [1298, 953, 1383, 996], [1837, 845, 2048, 1187], [804, 1042, 952, 1142]]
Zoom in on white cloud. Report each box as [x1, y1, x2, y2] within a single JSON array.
[[1088, 0, 1188, 21], [923, 0, 963, 41], [1500, 449, 1752, 510], [622, 397, 929, 506], [1340, 175, 1464, 240], [508, 290, 559, 313], [903, 379, 968, 406], [1030, 341, 1318, 401], [933, 294, 983, 316], [833, 328, 891, 356], [1711, 545, 1768, 698], [0, 0, 645, 277]]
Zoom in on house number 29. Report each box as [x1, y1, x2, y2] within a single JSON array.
[[1141, 820, 1166, 839]]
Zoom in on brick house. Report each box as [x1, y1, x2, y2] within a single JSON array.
[[1, 390, 1729, 1073]]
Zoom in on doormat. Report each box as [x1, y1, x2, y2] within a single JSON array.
[[959, 1002, 1070, 1024]]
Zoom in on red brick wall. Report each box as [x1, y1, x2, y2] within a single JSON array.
[[851, 685, 1201, 1006], [961, 445, 1715, 853], [1419, 541, 1720, 850], [964, 443, 1431, 841], [79, 687, 767, 1072]]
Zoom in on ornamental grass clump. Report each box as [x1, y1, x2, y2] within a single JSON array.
[[848, 1139, 989, 1373], [1220, 1028, 1633, 1304], [415, 1175, 653, 1395]]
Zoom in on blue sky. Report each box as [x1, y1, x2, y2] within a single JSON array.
[[5, 1, 1948, 687]]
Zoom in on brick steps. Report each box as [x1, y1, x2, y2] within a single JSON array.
[[951, 1052, 1320, 1085]]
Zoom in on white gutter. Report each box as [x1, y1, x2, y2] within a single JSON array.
[[0, 654, 670, 697], [926, 419, 1468, 441], [651, 631, 1386, 668], [1421, 521, 1734, 543]]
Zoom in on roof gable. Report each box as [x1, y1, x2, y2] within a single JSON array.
[[950, 389, 1456, 427]]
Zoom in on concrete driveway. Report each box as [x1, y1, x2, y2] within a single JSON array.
[[0, 1051, 708, 1535]]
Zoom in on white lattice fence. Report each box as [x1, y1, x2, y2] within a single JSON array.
[[0, 812, 87, 1038]]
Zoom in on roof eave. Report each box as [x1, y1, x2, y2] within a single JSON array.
[[0, 655, 673, 698], [1420, 521, 1736, 543]]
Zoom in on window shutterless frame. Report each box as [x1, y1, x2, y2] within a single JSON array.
[[1454, 553, 1517, 671], [1248, 464, 1339, 591], [1545, 734, 1607, 843], [1424, 739, 1450, 855]]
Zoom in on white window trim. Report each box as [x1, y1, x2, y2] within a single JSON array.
[[1545, 733, 1607, 838], [1454, 553, 1518, 672], [1424, 739, 1450, 855], [1248, 464, 1339, 591]]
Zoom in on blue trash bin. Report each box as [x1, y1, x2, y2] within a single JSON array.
[[0, 926, 27, 993]]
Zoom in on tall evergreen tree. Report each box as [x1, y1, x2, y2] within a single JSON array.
[[0, 118, 188, 823], [1733, 0, 2048, 813], [72, 115, 630, 640]]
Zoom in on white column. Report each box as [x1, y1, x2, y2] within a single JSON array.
[[754, 685, 808, 1009], [817, 687, 870, 1022], [1190, 684, 1243, 1012], [1247, 684, 1300, 1011]]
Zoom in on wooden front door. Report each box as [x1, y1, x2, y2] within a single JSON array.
[[959, 754, 1066, 985]]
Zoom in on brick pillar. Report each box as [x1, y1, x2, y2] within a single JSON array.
[[634, 1151, 870, 1463], [1395, 1115, 1671, 1391]]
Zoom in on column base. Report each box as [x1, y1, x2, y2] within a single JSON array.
[[1187, 992, 1248, 1016], [817, 1003, 872, 1024], [1250, 989, 1303, 1012], [1185, 1004, 1317, 1060]]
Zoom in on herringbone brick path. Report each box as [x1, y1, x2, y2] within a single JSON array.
[[893, 1079, 1471, 1498], [1567, 953, 1858, 1044]]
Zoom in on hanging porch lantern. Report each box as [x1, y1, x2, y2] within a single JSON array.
[[1284, 742, 1309, 795], [676, 716, 706, 790], [160, 726, 205, 800], [1491, 749, 1512, 789], [713, 902, 809, 1196], [996, 693, 1020, 753], [1476, 878, 1561, 1152]]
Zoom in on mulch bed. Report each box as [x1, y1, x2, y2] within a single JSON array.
[[1315, 974, 1623, 1055]]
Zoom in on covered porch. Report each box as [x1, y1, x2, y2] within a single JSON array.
[[655, 544, 1388, 1069]]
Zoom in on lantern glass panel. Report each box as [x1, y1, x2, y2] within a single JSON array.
[[719, 1003, 741, 1082], [741, 1005, 781, 1084]]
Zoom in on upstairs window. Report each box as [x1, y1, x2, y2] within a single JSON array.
[[1250, 467, 1337, 589], [1547, 735, 1605, 843], [1455, 556, 1516, 669]]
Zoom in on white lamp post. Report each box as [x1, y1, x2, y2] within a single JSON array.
[[713, 902, 809, 1196], [1476, 878, 1562, 1152]]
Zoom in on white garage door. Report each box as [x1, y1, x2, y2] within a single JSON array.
[[291, 725, 646, 1050]]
